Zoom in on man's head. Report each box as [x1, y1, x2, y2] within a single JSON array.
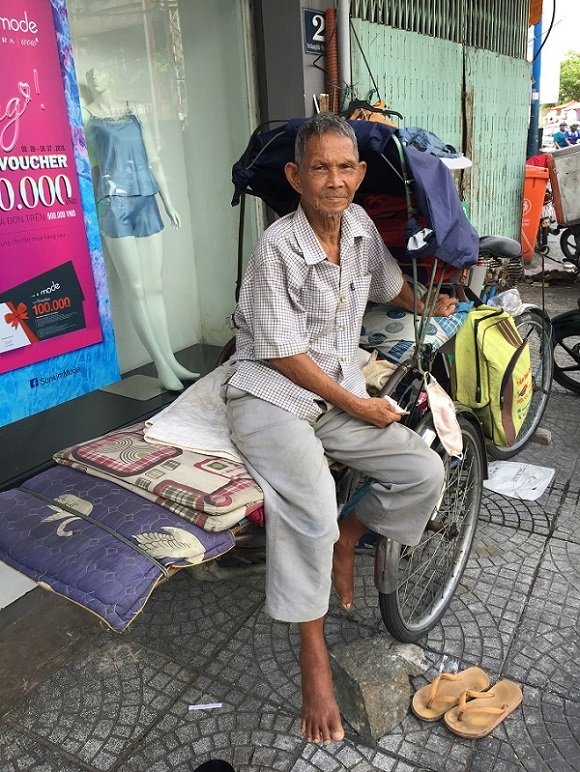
[[571, 123, 578, 132], [560, 122, 567, 131], [285, 113, 366, 223]]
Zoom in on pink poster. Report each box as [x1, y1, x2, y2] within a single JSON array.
[[0, 0, 102, 374]]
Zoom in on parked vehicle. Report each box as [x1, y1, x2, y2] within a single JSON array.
[[552, 298, 580, 394]]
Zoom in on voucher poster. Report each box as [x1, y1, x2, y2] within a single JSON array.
[[0, 0, 102, 372], [0, 0, 119, 426]]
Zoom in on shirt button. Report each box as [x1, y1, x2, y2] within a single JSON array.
[[337, 324, 344, 330], [339, 356, 346, 363], [339, 295, 346, 303]]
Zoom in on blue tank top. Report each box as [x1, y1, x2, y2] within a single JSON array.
[[87, 113, 159, 200]]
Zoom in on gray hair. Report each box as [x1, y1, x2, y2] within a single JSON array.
[[294, 113, 359, 166]]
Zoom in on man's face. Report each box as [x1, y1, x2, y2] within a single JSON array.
[[285, 132, 366, 221]]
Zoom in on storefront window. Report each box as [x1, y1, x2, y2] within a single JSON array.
[[67, 0, 259, 374]]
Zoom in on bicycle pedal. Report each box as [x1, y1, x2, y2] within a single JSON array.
[[426, 520, 459, 539]]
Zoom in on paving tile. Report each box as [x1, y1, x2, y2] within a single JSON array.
[[480, 484, 560, 536], [3, 638, 195, 771], [118, 677, 411, 772], [123, 569, 266, 669], [503, 540, 580, 701], [498, 685, 580, 772], [203, 604, 378, 714], [513, 392, 580, 482], [0, 721, 87, 771], [552, 487, 580, 544], [399, 523, 543, 675]]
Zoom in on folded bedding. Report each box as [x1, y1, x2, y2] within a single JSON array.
[[143, 364, 242, 462], [54, 423, 264, 532], [0, 465, 235, 631]]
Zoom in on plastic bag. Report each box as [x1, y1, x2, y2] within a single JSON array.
[[486, 288, 524, 316], [424, 373, 463, 458]]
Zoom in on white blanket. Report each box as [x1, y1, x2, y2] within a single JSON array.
[[143, 365, 242, 463]]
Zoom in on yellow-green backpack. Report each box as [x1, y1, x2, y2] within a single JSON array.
[[452, 306, 532, 447]]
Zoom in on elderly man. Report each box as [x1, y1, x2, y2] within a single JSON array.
[[225, 114, 453, 743]]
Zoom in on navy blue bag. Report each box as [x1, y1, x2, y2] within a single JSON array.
[[231, 119, 479, 270]]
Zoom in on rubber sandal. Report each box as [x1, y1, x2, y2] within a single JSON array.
[[411, 666, 490, 721], [443, 680, 523, 739]]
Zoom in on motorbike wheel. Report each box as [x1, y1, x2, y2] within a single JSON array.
[[553, 315, 580, 394], [560, 227, 580, 265], [487, 308, 554, 460], [377, 412, 484, 642]]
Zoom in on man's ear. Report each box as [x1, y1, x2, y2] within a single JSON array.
[[355, 160, 367, 190], [285, 162, 302, 194]]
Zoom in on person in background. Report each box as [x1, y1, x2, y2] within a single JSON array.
[[565, 123, 580, 146], [553, 122, 570, 149]]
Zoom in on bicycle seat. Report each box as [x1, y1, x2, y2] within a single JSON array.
[[478, 236, 522, 259]]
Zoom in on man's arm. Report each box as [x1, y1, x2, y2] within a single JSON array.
[[268, 353, 402, 428], [391, 279, 458, 317]]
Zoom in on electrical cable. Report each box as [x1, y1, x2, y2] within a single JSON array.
[[532, 0, 557, 63]]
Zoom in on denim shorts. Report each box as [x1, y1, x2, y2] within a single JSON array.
[[98, 194, 164, 238]]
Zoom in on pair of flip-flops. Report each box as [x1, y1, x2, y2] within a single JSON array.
[[411, 666, 522, 739]]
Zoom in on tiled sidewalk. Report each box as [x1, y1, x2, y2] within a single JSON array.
[[1, 281, 579, 771]]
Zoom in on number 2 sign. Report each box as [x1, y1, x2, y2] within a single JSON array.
[[304, 9, 325, 55]]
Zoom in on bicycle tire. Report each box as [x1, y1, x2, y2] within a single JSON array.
[[377, 412, 484, 642], [553, 316, 580, 394], [560, 227, 580, 265], [487, 308, 553, 459]]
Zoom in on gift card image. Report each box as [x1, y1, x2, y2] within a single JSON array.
[[0, 261, 87, 351]]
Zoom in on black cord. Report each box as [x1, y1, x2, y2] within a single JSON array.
[[532, 0, 557, 63], [349, 19, 381, 101]]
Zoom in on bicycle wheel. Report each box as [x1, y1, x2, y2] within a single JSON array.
[[378, 412, 484, 642], [487, 308, 553, 459], [560, 227, 580, 265], [553, 315, 580, 394]]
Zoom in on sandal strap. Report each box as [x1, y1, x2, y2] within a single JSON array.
[[426, 672, 463, 708], [456, 689, 507, 720]]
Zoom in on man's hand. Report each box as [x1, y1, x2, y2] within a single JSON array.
[[350, 396, 404, 427], [430, 292, 459, 317]]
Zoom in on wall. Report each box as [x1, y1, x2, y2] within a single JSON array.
[[351, 20, 531, 239]]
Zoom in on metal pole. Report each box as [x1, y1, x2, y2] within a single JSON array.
[[337, 0, 351, 109], [527, 17, 543, 158]]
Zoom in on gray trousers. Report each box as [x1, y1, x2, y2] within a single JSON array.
[[225, 387, 445, 623]]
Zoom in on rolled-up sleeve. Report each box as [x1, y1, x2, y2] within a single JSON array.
[[367, 231, 403, 303]]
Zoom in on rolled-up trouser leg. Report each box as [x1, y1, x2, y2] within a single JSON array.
[[226, 388, 339, 623], [314, 408, 445, 546]]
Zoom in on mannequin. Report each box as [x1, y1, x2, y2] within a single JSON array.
[[84, 68, 197, 392]]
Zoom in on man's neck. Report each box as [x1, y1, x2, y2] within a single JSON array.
[[301, 204, 343, 264]]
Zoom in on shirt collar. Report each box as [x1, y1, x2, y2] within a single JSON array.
[[293, 203, 368, 265]]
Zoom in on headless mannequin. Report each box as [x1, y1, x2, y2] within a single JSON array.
[[84, 68, 197, 391]]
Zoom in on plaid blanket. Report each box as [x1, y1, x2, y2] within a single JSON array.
[[54, 423, 264, 531]]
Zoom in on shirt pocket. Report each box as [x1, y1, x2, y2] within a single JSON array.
[[348, 274, 372, 327]]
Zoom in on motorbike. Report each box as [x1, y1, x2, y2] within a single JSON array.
[[552, 297, 580, 394]]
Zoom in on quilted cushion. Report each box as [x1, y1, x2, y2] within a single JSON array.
[[54, 423, 264, 531], [0, 466, 235, 631], [360, 302, 471, 364]]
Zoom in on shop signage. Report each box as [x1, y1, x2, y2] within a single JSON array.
[[0, 0, 119, 426]]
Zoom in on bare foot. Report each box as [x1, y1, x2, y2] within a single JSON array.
[[299, 620, 345, 744], [332, 514, 368, 610]]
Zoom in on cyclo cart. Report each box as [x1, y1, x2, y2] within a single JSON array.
[[220, 117, 551, 642], [219, 119, 552, 641]]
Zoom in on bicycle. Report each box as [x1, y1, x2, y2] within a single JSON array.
[[552, 297, 580, 394]]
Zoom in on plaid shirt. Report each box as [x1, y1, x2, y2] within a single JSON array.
[[228, 203, 403, 422]]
